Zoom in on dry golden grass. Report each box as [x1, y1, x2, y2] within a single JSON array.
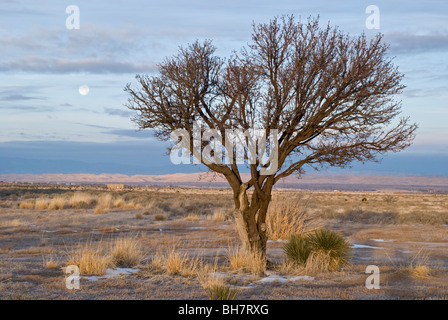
[[266, 193, 314, 240], [43, 256, 60, 269], [97, 193, 113, 209], [35, 199, 50, 210], [304, 250, 343, 274], [94, 206, 106, 214], [154, 213, 168, 221], [113, 198, 126, 208], [406, 265, 432, 279], [48, 197, 66, 210], [68, 192, 96, 209], [196, 261, 238, 300], [110, 236, 143, 268], [0, 218, 20, 228], [184, 213, 200, 221], [163, 249, 201, 277], [19, 200, 34, 209], [208, 209, 228, 222], [226, 246, 265, 276], [66, 244, 112, 276]]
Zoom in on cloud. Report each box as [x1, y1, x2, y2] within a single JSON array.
[[385, 31, 448, 55], [0, 57, 155, 74], [104, 129, 155, 139], [104, 107, 133, 118]]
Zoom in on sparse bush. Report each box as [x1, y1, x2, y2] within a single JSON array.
[[113, 198, 126, 208], [154, 213, 168, 221], [68, 192, 96, 209], [283, 234, 312, 266], [19, 200, 35, 209], [206, 284, 238, 300], [226, 246, 265, 276], [43, 256, 59, 269], [340, 209, 398, 224], [197, 262, 238, 300], [284, 228, 351, 273], [35, 199, 49, 210], [184, 213, 200, 221], [266, 194, 313, 240], [66, 245, 112, 275], [110, 236, 143, 268], [164, 250, 200, 277], [97, 193, 113, 209], [48, 197, 66, 210], [94, 206, 105, 214], [209, 209, 228, 222], [135, 213, 143, 219]]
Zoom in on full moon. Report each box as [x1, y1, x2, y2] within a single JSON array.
[[78, 85, 90, 95]]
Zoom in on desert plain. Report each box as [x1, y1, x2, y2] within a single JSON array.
[[0, 180, 447, 300]]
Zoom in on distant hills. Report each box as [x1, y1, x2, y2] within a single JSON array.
[[1, 172, 448, 193]]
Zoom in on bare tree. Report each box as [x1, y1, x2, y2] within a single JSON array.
[[124, 16, 417, 261]]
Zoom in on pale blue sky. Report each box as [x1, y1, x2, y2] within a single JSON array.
[[0, 0, 447, 175]]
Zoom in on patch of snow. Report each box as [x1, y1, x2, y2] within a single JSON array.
[[351, 244, 384, 249], [267, 239, 286, 243], [257, 274, 314, 284], [85, 268, 140, 282], [371, 239, 394, 243]]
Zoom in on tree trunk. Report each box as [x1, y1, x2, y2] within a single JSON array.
[[233, 183, 272, 263]]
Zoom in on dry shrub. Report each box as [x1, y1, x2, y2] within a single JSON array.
[[35, 199, 50, 210], [184, 213, 200, 221], [43, 256, 59, 269], [48, 196, 66, 210], [0, 218, 20, 227], [154, 213, 168, 221], [197, 263, 238, 300], [226, 246, 265, 276], [110, 236, 143, 268], [19, 200, 35, 209], [94, 206, 106, 214], [68, 192, 96, 209], [126, 201, 141, 210], [284, 229, 351, 273], [113, 198, 126, 208], [97, 193, 113, 209], [406, 265, 431, 279], [208, 209, 228, 222], [66, 244, 112, 276], [150, 252, 165, 271], [163, 249, 201, 277], [392, 248, 432, 280], [266, 193, 314, 241], [135, 213, 143, 219]]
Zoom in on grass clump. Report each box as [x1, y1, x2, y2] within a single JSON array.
[[284, 228, 351, 273], [110, 236, 143, 268], [66, 244, 112, 276], [19, 200, 35, 209], [226, 246, 265, 276], [266, 194, 312, 240], [197, 263, 238, 300]]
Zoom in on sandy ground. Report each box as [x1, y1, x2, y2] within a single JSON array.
[[0, 185, 447, 300]]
